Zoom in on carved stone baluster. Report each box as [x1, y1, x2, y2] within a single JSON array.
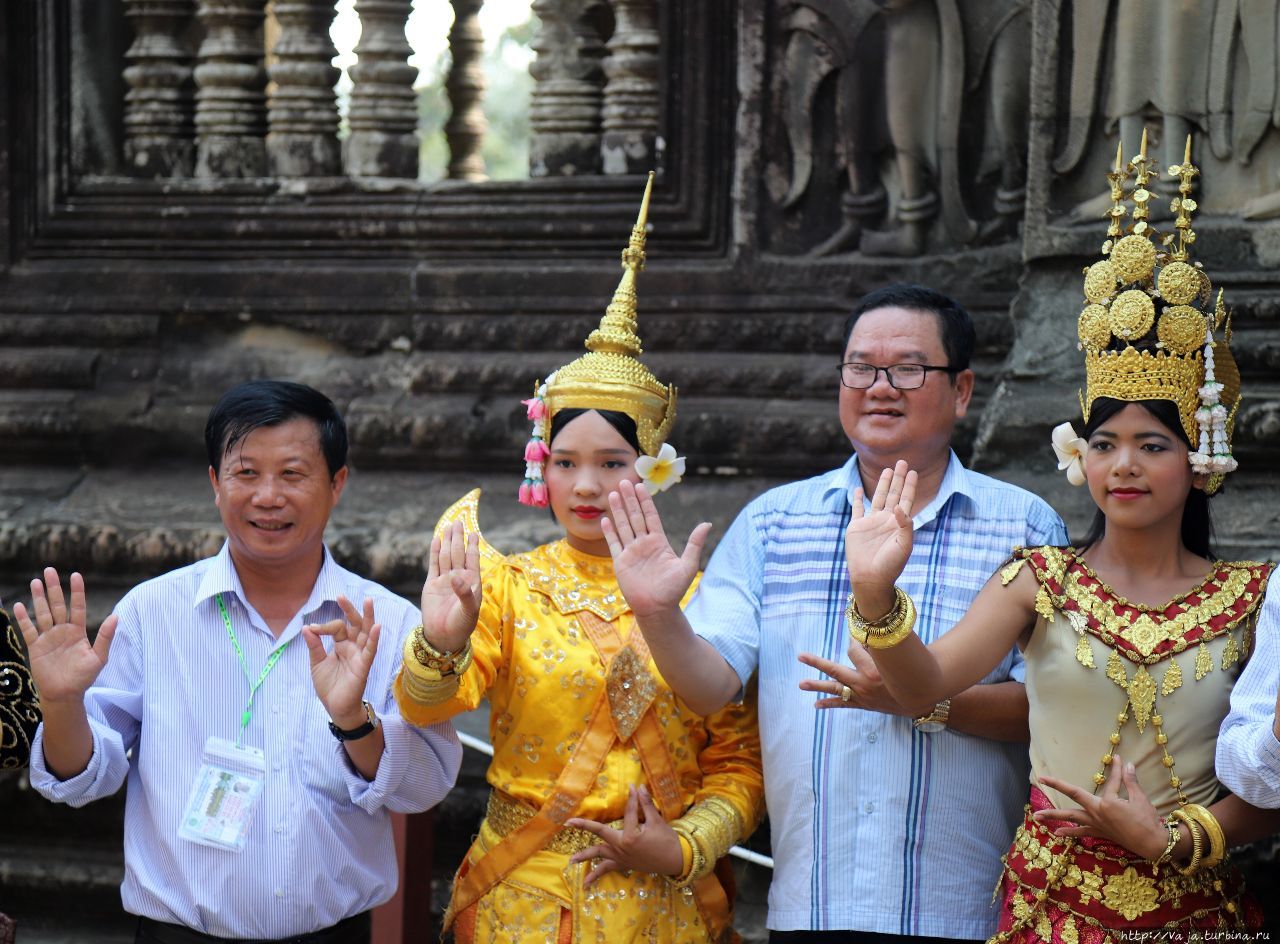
[[345, 0, 418, 178], [122, 0, 197, 178], [194, 0, 268, 177], [266, 1, 341, 176], [529, 0, 607, 177], [600, 0, 659, 175], [445, 0, 488, 181]]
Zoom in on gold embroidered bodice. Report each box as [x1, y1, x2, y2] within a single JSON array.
[[1007, 547, 1271, 814], [1, 609, 40, 769]]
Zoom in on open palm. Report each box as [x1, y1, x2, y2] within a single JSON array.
[[845, 461, 918, 592], [419, 520, 482, 653], [602, 481, 710, 619], [13, 568, 117, 704]]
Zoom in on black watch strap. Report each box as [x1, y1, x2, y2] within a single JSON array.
[[328, 701, 379, 742]]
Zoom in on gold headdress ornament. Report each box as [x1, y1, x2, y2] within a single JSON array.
[[1064, 131, 1240, 495], [518, 172, 682, 507]]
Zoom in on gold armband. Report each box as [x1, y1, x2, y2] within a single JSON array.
[[846, 587, 917, 650], [1182, 804, 1226, 870], [1170, 807, 1204, 875], [666, 797, 745, 887], [407, 625, 473, 680], [399, 665, 461, 706]]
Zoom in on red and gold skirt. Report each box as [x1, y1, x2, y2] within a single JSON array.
[[992, 787, 1261, 944]]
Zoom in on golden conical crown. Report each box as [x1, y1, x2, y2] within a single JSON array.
[[542, 172, 676, 456], [1077, 133, 1240, 492]]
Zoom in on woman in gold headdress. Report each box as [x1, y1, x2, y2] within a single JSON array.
[[395, 176, 763, 944], [766, 137, 1280, 940]]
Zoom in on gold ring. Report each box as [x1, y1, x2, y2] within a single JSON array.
[[840, 685, 853, 703]]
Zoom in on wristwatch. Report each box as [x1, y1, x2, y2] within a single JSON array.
[[328, 701, 380, 741], [913, 699, 951, 733]]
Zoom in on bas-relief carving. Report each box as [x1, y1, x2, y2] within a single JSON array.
[[773, 0, 1031, 257], [1050, 0, 1280, 221]]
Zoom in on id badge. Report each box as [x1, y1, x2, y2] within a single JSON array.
[[178, 737, 266, 853]]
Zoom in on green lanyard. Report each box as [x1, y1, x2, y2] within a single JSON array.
[[216, 593, 292, 746]]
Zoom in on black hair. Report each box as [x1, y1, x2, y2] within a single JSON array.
[[548, 408, 642, 453], [1074, 397, 1215, 559], [205, 380, 348, 479], [842, 283, 977, 371]]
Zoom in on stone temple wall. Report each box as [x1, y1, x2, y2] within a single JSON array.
[[1, 0, 1278, 939]]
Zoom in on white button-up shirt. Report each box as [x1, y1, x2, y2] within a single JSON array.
[[30, 543, 461, 938], [1216, 578, 1280, 807]]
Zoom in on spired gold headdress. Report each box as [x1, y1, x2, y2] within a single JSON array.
[[518, 172, 681, 507], [1070, 132, 1240, 495]]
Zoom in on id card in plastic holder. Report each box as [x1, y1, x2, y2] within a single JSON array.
[[178, 737, 266, 853]]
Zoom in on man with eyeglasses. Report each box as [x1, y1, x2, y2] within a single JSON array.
[[605, 284, 1066, 943]]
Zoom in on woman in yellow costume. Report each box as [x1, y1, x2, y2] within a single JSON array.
[[396, 175, 763, 944], [797, 136, 1280, 941]]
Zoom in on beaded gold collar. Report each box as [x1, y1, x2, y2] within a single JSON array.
[[1003, 546, 1271, 667]]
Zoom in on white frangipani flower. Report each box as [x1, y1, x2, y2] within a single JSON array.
[[634, 443, 686, 494], [1051, 422, 1088, 486]]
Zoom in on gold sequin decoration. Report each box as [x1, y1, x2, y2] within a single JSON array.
[[1101, 866, 1160, 921], [1157, 261, 1200, 305], [1195, 642, 1213, 680], [1035, 585, 1056, 623], [1157, 304, 1207, 355], [1078, 304, 1112, 350], [1000, 557, 1027, 586], [1109, 289, 1156, 340], [605, 644, 658, 741], [1160, 659, 1182, 697], [1110, 234, 1157, 282], [1221, 635, 1239, 670], [1128, 665, 1157, 733], [1083, 260, 1118, 303], [1106, 649, 1128, 690]]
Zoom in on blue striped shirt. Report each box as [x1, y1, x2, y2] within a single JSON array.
[[1216, 579, 1280, 807], [29, 543, 461, 938], [686, 452, 1066, 936]]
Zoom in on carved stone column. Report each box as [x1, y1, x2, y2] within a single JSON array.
[[266, 1, 341, 176], [445, 0, 488, 181], [122, 0, 197, 178], [345, 0, 418, 178], [600, 0, 659, 175], [194, 0, 268, 178], [528, 0, 607, 177]]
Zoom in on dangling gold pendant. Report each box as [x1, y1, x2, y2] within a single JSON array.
[[1106, 649, 1129, 691], [1075, 633, 1096, 669], [1221, 635, 1240, 670], [1129, 665, 1157, 733], [1160, 659, 1182, 697], [1195, 642, 1213, 680]]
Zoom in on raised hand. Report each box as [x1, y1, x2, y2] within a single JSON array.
[[602, 480, 711, 619], [566, 785, 685, 886], [1034, 757, 1166, 861], [845, 461, 918, 608], [13, 568, 118, 705], [419, 520, 482, 653], [302, 595, 381, 727], [796, 644, 912, 715]]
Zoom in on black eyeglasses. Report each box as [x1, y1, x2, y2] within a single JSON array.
[[838, 362, 958, 390]]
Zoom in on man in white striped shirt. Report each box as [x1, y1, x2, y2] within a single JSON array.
[[19, 380, 461, 943], [1216, 580, 1280, 807], [607, 285, 1066, 942]]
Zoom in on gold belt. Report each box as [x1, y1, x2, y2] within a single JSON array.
[[484, 790, 616, 856]]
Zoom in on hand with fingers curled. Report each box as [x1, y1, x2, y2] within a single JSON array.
[[1033, 755, 1168, 861], [419, 519, 483, 654], [13, 567, 119, 706], [845, 460, 919, 620], [566, 785, 685, 887], [302, 595, 382, 730], [796, 646, 913, 715], [601, 480, 712, 621]]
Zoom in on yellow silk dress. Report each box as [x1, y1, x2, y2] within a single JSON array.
[[396, 494, 763, 944]]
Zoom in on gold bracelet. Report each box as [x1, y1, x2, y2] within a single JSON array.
[[1170, 808, 1204, 875], [668, 822, 708, 887], [399, 665, 462, 706], [847, 587, 917, 650], [666, 797, 744, 887], [1152, 817, 1180, 868], [1183, 804, 1226, 870], [409, 626, 473, 679]]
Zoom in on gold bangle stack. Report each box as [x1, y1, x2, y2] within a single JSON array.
[[400, 666, 461, 706], [1169, 808, 1203, 875], [410, 626, 474, 678], [846, 587, 917, 650], [667, 797, 744, 887], [400, 626, 474, 706]]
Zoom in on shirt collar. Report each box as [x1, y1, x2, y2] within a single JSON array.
[[824, 451, 974, 530], [194, 541, 347, 625]]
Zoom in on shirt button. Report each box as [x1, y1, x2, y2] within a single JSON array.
[[274, 824, 284, 834], [274, 888, 285, 899], [864, 801, 875, 814], [273, 762, 283, 772], [272, 705, 282, 715], [867, 733, 878, 743]]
